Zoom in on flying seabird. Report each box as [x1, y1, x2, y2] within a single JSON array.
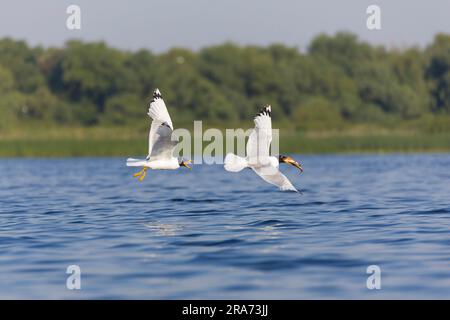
[[224, 105, 303, 192], [126, 89, 191, 181]]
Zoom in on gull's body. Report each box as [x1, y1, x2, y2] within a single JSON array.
[[126, 89, 190, 180], [224, 105, 302, 192]]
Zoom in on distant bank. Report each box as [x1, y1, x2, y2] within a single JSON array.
[[1, 128, 449, 157]]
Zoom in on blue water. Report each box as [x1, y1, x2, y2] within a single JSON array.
[[1, 154, 450, 299]]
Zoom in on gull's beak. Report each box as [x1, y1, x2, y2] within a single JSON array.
[[288, 160, 303, 173], [181, 160, 192, 170]]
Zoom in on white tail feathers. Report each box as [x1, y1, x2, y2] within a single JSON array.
[[224, 153, 248, 172], [126, 158, 148, 167]]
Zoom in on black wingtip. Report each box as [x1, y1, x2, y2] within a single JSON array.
[[257, 104, 272, 117], [152, 88, 162, 100]]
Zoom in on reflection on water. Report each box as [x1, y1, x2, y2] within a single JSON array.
[[145, 222, 183, 236], [1, 154, 450, 299]]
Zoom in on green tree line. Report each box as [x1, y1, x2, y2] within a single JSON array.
[[1, 32, 450, 132]]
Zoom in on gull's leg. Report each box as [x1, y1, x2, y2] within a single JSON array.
[[133, 167, 147, 179], [133, 167, 145, 178], [138, 167, 148, 181]]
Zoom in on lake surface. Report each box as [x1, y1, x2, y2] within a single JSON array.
[[1, 154, 450, 299]]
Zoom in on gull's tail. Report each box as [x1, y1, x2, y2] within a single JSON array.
[[224, 153, 248, 172], [126, 158, 148, 167]]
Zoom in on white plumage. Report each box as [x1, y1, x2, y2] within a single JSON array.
[[224, 105, 301, 192], [126, 89, 190, 180]]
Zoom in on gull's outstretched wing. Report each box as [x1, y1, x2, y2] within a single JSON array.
[[252, 166, 298, 192], [147, 89, 176, 160], [246, 105, 272, 165]]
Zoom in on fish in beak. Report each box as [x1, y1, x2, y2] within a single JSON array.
[[180, 159, 192, 170], [289, 160, 303, 172], [279, 155, 303, 173]]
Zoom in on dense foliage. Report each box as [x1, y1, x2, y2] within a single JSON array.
[[1, 32, 450, 132]]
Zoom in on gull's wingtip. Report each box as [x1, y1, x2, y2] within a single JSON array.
[[288, 189, 303, 195], [257, 104, 272, 117], [153, 88, 162, 99], [279, 185, 302, 194]]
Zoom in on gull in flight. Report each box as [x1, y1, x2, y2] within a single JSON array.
[[126, 89, 191, 181], [224, 105, 303, 192]]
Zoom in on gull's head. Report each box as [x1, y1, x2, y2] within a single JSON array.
[[278, 155, 303, 172], [179, 159, 192, 170]]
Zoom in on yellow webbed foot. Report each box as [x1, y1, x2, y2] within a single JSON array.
[[133, 167, 148, 180], [138, 168, 147, 181]]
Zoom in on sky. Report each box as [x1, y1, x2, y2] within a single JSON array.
[[0, 0, 449, 52]]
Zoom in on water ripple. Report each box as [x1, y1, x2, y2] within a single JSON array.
[[1, 155, 450, 299]]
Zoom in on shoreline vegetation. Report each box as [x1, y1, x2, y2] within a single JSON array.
[[1, 32, 450, 157], [1, 126, 449, 157]]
